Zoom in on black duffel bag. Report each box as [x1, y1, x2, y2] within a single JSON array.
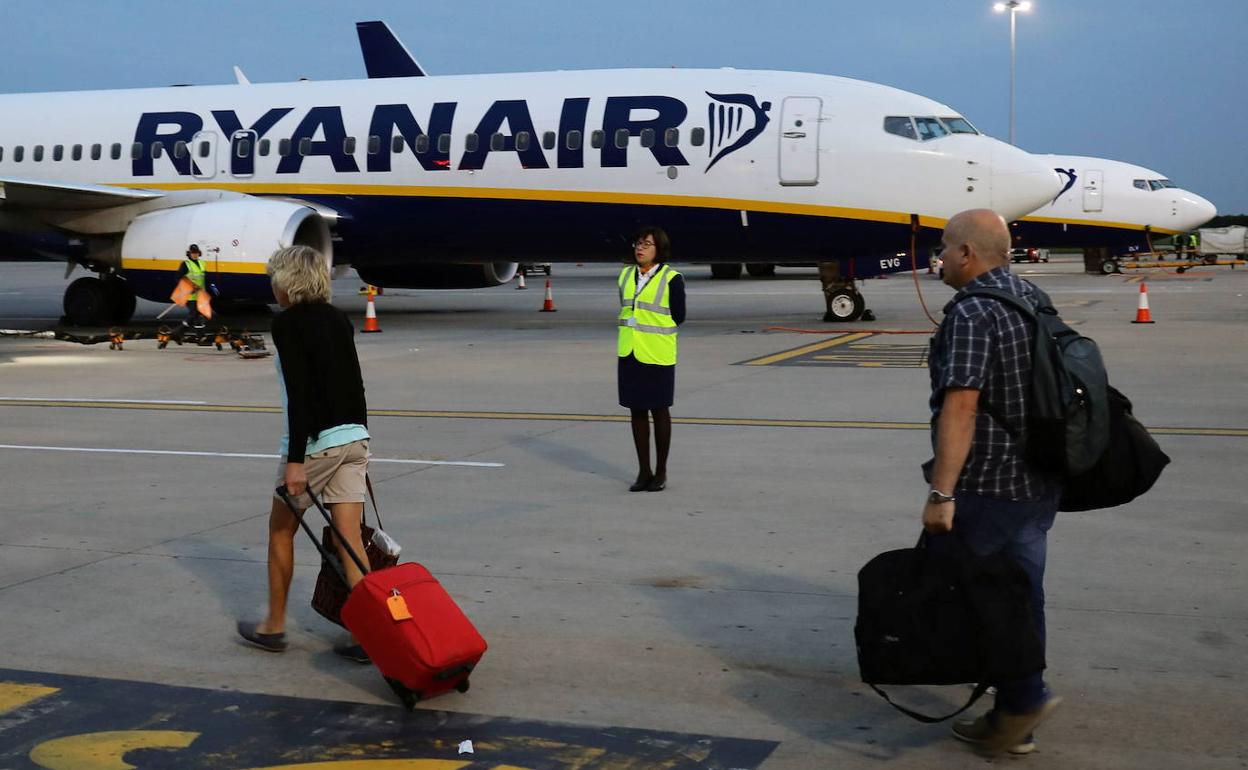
[[1059, 385, 1170, 512], [855, 534, 1045, 722]]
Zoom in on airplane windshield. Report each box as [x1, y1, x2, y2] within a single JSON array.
[[883, 116, 918, 140], [939, 116, 979, 135], [1150, 179, 1176, 190], [913, 117, 948, 141]]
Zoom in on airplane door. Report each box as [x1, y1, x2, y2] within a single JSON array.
[[191, 131, 218, 179], [779, 97, 821, 186], [230, 130, 257, 178], [1083, 169, 1103, 212]]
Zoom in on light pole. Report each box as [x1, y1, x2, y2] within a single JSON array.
[[994, 0, 1032, 145]]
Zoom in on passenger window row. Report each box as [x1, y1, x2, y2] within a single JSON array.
[[883, 115, 979, 141], [0, 127, 709, 166]]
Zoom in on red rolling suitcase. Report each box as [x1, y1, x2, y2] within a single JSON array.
[[281, 486, 487, 709]]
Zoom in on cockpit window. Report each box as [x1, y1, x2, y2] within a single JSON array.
[[913, 117, 949, 141], [883, 116, 917, 140], [1153, 179, 1176, 190], [939, 116, 979, 135], [1134, 179, 1149, 190]]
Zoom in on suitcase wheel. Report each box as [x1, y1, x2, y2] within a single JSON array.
[[456, 677, 470, 694], [385, 676, 419, 712]]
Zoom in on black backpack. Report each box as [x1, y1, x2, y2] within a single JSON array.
[[963, 286, 1110, 478], [961, 287, 1169, 510]]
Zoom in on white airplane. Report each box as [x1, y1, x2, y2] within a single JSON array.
[[1010, 155, 1216, 259], [355, 22, 1220, 286], [0, 36, 1060, 325]]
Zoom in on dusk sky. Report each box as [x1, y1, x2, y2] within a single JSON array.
[[2, 0, 1244, 212]]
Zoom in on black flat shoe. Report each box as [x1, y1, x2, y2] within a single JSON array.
[[629, 473, 654, 492], [334, 643, 370, 664], [646, 475, 667, 492], [237, 620, 287, 652]]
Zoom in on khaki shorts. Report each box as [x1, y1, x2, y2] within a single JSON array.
[[275, 439, 369, 511]]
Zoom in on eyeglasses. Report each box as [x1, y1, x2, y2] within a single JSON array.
[[633, 240, 656, 249]]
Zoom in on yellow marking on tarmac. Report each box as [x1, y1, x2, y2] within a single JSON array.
[[740, 332, 873, 366], [30, 730, 200, 770], [0, 682, 59, 714], [246, 762, 472, 769], [1, 399, 1245, 436]]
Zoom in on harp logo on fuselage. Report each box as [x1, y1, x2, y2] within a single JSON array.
[[131, 94, 773, 177]]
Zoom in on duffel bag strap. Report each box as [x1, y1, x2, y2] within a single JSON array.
[[869, 681, 991, 724]]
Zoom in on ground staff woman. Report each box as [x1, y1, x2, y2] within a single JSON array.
[[237, 245, 371, 661], [618, 226, 685, 492]]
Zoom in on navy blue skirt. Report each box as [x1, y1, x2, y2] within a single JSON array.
[[618, 354, 675, 410]]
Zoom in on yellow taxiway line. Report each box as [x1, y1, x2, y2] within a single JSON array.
[[739, 332, 874, 366], [0, 398, 1245, 437]]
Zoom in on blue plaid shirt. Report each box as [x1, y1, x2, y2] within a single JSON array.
[[927, 266, 1054, 501]]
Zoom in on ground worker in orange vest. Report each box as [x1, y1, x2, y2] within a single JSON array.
[[171, 244, 213, 328]]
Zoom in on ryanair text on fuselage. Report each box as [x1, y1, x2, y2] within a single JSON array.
[[132, 93, 773, 178]]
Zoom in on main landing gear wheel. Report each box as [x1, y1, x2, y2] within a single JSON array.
[[823, 288, 866, 322], [745, 263, 776, 277], [710, 263, 742, 280], [1099, 257, 1120, 275], [103, 278, 136, 324], [63, 277, 112, 326]]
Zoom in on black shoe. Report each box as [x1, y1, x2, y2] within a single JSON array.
[[629, 473, 653, 492], [334, 643, 370, 664], [646, 475, 667, 492], [237, 620, 287, 652]]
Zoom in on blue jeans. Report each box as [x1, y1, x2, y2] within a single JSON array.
[[929, 491, 1058, 713]]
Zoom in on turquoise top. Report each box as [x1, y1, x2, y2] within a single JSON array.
[[275, 352, 369, 459]]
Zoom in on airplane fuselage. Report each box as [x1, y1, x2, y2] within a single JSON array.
[[0, 68, 1058, 303]]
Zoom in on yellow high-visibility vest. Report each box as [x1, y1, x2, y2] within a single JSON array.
[[183, 258, 205, 300], [618, 264, 680, 365]]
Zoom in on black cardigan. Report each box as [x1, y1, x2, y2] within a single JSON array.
[[271, 303, 368, 463]]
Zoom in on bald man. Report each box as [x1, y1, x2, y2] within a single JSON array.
[[923, 209, 1062, 754]]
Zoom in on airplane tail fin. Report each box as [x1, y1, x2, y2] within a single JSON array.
[[356, 21, 427, 78]]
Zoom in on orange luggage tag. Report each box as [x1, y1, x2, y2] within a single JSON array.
[[387, 590, 413, 621]]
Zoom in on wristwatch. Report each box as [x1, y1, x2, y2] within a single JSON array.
[[927, 489, 956, 504]]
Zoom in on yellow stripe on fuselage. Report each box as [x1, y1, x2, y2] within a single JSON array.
[[121, 182, 950, 229], [120, 258, 268, 274], [1018, 214, 1182, 236]]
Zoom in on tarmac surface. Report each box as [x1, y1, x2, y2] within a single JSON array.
[[1, 257, 1246, 769]]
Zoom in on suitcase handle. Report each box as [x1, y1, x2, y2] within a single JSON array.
[[277, 485, 370, 580]]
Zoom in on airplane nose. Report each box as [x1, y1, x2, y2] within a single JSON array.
[[988, 141, 1063, 221], [1176, 193, 1217, 231]]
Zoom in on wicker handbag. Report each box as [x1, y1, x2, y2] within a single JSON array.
[[310, 477, 399, 627]]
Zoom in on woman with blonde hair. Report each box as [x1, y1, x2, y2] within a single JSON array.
[[237, 245, 372, 662]]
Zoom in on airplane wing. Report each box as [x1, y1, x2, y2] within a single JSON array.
[[356, 20, 427, 78], [0, 177, 163, 211]]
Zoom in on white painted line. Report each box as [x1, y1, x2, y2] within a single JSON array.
[[0, 444, 504, 468], [0, 397, 209, 405]]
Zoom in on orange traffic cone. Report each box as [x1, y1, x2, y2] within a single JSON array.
[[361, 285, 383, 332], [1132, 282, 1155, 324], [539, 278, 557, 312], [516, 270, 528, 290]]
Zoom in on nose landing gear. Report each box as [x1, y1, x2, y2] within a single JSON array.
[[819, 262, 871, 323]]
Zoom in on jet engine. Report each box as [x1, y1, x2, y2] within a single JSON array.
[[62, 198, 331, 325], [355, 261, 519, 289]]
